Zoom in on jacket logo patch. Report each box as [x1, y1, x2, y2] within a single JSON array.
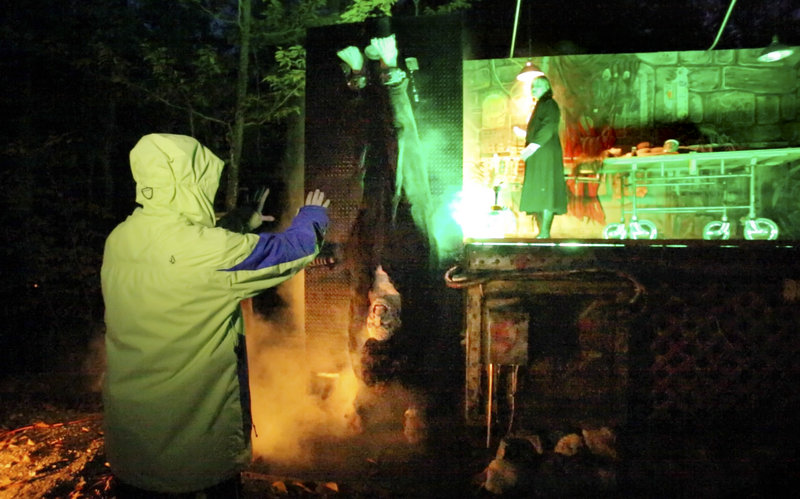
[[141, 187, 153, 199]]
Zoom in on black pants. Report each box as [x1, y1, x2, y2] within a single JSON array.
[[114, 475, 242, 499]]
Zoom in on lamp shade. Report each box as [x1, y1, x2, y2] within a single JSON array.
[[517, 61, 544, 83], [758, 35, 794, 62]]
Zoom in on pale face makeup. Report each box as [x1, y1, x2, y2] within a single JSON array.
[[531, 77, 551, 100]]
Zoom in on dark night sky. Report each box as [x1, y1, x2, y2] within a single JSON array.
[[458, 0, 800, 59]]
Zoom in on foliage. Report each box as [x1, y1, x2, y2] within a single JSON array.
[[261, 0, 332, 34], [0, 0, 487, 373], [423, 0, 478, 15], [259, 45, 307, 122], [339, 0, 397, 23], [138, 43, 229, 121], [115, 1, 240, 135]]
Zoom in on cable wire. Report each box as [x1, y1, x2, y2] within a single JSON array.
[[708, 0, 738, 51], [510, 0, 523, 58]]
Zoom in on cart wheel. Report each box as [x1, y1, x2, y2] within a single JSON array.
[[602, 222, 627, 239], [703, 220, 731, 240], [628, 220, 658, 240], [743, 218, 779, 240]]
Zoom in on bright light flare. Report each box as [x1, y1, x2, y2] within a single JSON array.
[[449, 188, 516, 239]]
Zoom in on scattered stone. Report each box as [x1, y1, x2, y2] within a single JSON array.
[[555, 433, 584, 456]]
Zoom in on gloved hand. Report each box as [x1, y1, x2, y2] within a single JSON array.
[[248, 186, 275, 229], [520, 143, 541, 161], [369, 34, 398, 67], [336, 46, 364, 72], [337, 46, 367, 90], [216, 186, 275, 233], [305, 189, 331, 208]]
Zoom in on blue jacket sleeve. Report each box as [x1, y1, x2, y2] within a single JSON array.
[[224, 205, 329, 272]]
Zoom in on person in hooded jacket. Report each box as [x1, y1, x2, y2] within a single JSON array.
[[519, 75, 568, 238], [101, 133, 330, 497]]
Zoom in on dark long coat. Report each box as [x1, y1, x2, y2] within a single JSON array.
[[519, 93, 568, 214]]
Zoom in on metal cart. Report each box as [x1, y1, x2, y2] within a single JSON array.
[[600, 148, 800, 240]]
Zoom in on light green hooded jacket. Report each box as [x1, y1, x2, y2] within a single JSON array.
[[101, 134, 328, 492]]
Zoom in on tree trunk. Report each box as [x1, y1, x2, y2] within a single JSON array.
[[226, 0, 252, 211], [284, 97, 306, 223], [277, 96, 307, 347]]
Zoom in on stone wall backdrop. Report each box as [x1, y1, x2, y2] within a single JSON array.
[[463, 47, 800, 239]]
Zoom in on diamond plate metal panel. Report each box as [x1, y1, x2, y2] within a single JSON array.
[[305, 16, 464, 357]]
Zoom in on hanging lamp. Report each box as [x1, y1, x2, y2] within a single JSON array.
[[516, 61, 544, 83], [757, 35, 794, 62]]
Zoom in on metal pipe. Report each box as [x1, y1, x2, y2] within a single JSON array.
[[748, 158, 757, 218], [506, 364, 519, 436], [486, 363, 494, 448]]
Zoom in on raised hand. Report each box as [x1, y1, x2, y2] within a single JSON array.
[[253, 187, 275, 223], [305, 189, 331, 208]]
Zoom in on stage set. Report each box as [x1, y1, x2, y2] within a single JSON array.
[[301, 17, 800, 492], [461, 52, 800, 241]]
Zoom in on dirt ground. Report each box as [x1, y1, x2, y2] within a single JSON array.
[[0, 385, 107, 498], [0, 374, 489, 498], [1, 394, 465, 498], [3, 374, 800, 498]]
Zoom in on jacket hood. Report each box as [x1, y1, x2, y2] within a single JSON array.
[[130, 134, 224, 227]]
